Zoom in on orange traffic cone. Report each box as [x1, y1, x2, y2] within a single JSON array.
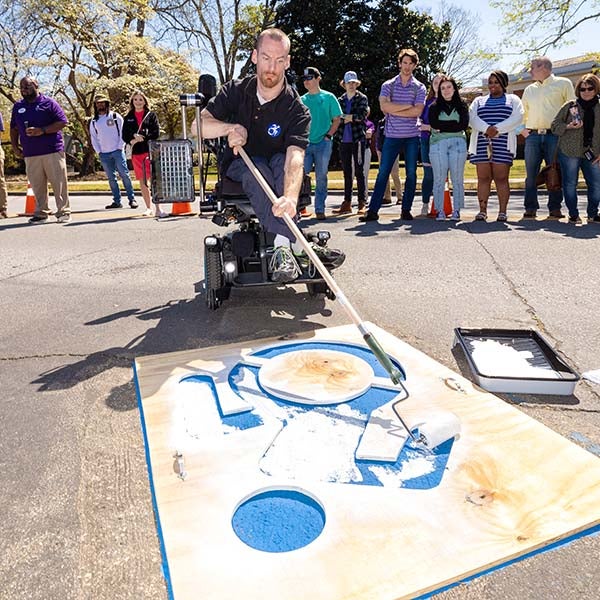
[[170, 201, 195, 216], [427, 180, 454, 217], [20, 182, 37, 216], [443, 179, 453, 215]]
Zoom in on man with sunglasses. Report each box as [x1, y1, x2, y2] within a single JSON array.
[[300, 67, 342, 220], [521, 57, 575, 219]]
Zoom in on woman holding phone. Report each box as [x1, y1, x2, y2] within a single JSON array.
[[551, 73, 600, 223]]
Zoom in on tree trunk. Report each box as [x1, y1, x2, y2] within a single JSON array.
[[78, 147, 97, 176]]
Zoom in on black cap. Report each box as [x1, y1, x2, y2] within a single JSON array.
[[301, 67, 321, 80]]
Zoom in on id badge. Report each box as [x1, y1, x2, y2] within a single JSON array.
[[106, 117, 115, 127]]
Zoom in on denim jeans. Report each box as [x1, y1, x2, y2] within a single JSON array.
[[524, 132, 563, 212], [369, 136, 420, 213], [420, 136, 433, 203], [226, 153, 296, 241], [339, 140, 367, 205], [429, 137, 467, 212], [558, 151, 600, 218], [99, 149, 135, 204], [304, 139, 333, 213]]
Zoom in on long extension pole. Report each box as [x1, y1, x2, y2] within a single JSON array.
[[237, 146, 404, 385]]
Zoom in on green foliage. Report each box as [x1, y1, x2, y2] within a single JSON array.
[[275, 0, 450, 119], [490, 0, 600, 55]]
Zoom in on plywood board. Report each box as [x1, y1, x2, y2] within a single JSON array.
[[134, 324, 600, 600]]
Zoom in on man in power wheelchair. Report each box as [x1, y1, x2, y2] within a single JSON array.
[[200, 27, 345, 310]]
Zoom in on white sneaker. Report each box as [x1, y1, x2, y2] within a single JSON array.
[[143, 208, 153, 216], [436, 211, 446, 221], [56, 213, 71, 223], [269, 246, 301, 283], [450, 210, 460, 221], [155, 209, 168, 218], [420, 203, 429, 216]]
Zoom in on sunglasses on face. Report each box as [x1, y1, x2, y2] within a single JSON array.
[[303, 75, 315, 81], [580, 86, 596, 92]]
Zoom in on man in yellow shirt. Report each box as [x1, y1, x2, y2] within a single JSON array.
[[521, 57, 575, 218]]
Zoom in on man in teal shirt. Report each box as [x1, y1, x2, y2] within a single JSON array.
[[301, 67, 342, 219]]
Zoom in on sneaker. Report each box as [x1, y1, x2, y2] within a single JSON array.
[[270, 246, 302, 283], [420, 203, 429, 216], [450, 210, 460, 221], [315, 212, 326, 220], [155, 209, 168, 218], [143, 208, 153, 216], [299, 207, 313, 218], [28, 215, 49, 224], [401, 210, 413, 220], [588, 215, 600, 223], [436, 211, 446, 221], [105, 202, 122, 209], [569, 215, 582, 223], [129, 200, 138, 209], [303, 242, 346, 269], [358, 211, 379, 222], [56, 213, 71, 223]]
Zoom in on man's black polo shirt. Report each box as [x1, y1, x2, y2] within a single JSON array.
[[205, 75, 310, 170]]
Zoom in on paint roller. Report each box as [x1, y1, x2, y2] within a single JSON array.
[[392, 401, 461, 453], [237, 146, 404, 386]]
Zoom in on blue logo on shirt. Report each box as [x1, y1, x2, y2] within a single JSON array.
[[267, 123, 281, 137]]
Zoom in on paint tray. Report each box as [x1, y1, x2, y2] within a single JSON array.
[[453, 328, 579, 395]]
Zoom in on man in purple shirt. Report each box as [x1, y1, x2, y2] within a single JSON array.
[[359, 49, 426, 222], [0, 112, 8, 218], [10, 76, 71, 224]]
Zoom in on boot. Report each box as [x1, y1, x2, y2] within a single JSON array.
[[357, 201, 367, 215], [332, 200, 352, 215]]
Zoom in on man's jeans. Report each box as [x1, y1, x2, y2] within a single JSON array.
[[226, 153, 296, 241], [558, 151, 600, 219], [304, 139, 333, 213], [429, 137, 467, 212], [524, 132, 563, 212], [369, 136, 420, 214], [99, 149, 135, 204]]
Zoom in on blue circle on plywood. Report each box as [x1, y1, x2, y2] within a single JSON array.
[[232, 489, 326, 552]]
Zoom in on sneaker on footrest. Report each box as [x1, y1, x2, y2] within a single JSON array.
[[297, 242, 346, 270], [270, 246, 302, 283]]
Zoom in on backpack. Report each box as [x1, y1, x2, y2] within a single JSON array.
[[91, 112, 121, 137]]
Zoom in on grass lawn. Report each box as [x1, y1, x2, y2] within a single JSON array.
[[0, 159, 547, 193]]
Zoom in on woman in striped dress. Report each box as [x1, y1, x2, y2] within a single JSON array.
[[468, 71, 524, 221]]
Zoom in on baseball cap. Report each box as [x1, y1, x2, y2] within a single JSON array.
[[302, 67, 321, 80], [343, 71, 360, 84]]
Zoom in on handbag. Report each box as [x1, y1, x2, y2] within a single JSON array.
[[535, 145, 561, 192]]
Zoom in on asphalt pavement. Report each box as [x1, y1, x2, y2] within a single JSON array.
[[1, 191, 599, 600]]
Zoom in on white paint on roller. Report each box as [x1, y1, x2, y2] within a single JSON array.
[[471, 339, 560, 379], [415, 412, 461, 449]]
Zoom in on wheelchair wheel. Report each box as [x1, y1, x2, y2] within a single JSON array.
[[306, 281, 333, 299], [204, 239, 224, 310]]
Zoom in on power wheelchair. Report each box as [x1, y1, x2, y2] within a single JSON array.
[[196, 75, 344, 311]]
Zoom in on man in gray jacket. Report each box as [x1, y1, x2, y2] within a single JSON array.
[[89, 94, 137, 209]]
